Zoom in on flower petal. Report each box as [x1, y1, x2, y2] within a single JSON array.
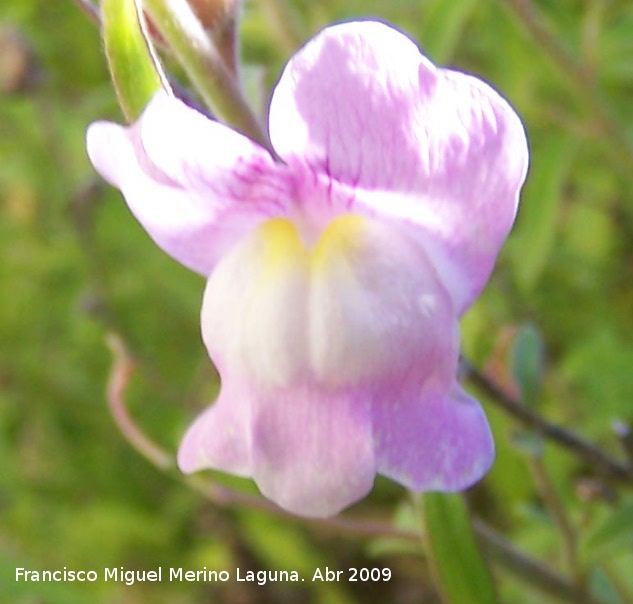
[[200, 217, 311, 388], [269, 21, 528, 313], [269, 21, 425, 183], [178, 374, 376, 518], [177, 378, 252, 477], [86, 91, 291, 275], [374, 383, 494, 491], [189, 210, 463, 515], [251, 383, 375, 517]]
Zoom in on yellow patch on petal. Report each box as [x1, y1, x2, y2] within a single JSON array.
[[257, 217, 308, 282], [254, 214, 366, 287], [312, 214, 366, 273], [257, 214, 366, 280], [202, 212, 451, 389]]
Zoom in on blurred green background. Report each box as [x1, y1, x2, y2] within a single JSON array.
[[1, 0, 633, 602]]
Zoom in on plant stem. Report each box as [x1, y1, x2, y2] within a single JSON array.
[[613, 421, 633, 469], [143, 0, 273, 151], [105, 340, 609, 603], [106, 334, 174, 469], [460, 358, 633, 484], [209, 12, 239, 78], [474, 518, 606, 604], [529, 457, 579, 580], [104, 333, 423, 541]]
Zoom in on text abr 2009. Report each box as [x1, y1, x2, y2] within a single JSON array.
[[349, 568, 391, 581]]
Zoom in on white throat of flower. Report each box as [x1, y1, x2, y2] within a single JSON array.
[[201, 213, 457, 391]]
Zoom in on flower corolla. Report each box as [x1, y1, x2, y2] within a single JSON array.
[[87, 21, 528, 517]]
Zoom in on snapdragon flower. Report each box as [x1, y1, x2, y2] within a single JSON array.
[[87, 21, 528, 517]]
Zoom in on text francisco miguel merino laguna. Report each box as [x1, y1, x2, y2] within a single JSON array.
[[15, 566, 342, 586]]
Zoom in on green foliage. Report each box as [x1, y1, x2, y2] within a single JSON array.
[[511, 324, 544, 407], [101, 0, 165, 121], [585, 498, 633, 561], [422, 493, 498, 604], [508, 135, 575, 292], [2, 0, 633, 602]]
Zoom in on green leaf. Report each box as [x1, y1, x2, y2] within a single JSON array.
[[511, 323, 544, 407], [585, 498, 633, 560], [102, 0, 167, 121], [422, 493, 498, 604], [510, 430, 543, 457], [562, 330, 633, 423], [588, 566, 629, 604]]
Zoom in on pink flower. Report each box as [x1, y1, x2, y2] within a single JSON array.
[[87, 21, 528, 517]]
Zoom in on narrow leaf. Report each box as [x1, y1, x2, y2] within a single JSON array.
[[422, 493, 498, 604], [510, 135, 574, 291], [102, 0, 169, 122], [585, 497, 633, 560], [511, 323, 544, 407]]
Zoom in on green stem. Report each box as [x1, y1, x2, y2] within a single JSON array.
[[104, 335, 609, 604], [143, 0, 272, 151], [412, 493, 452, 604], [474, 519, 607, 604], [461, 358, 633, 484], [104, 332, 424, 541], [102, 0, 171, 122], [529, 457, 580, 581], [613, 421, 633, 468]]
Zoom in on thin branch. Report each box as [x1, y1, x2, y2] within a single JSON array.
[[502, 0, 594, 91], [474, 518, 607, 604], [106, 334, 174, 469], [208, 12, 240, 78], [105, 337, 610, 603], [143, 0, 273, 151], [529, 457, 580, 580], [460, 358, 633, 483], [104, 332, 421, 542], [613, 421, 633, 469]]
